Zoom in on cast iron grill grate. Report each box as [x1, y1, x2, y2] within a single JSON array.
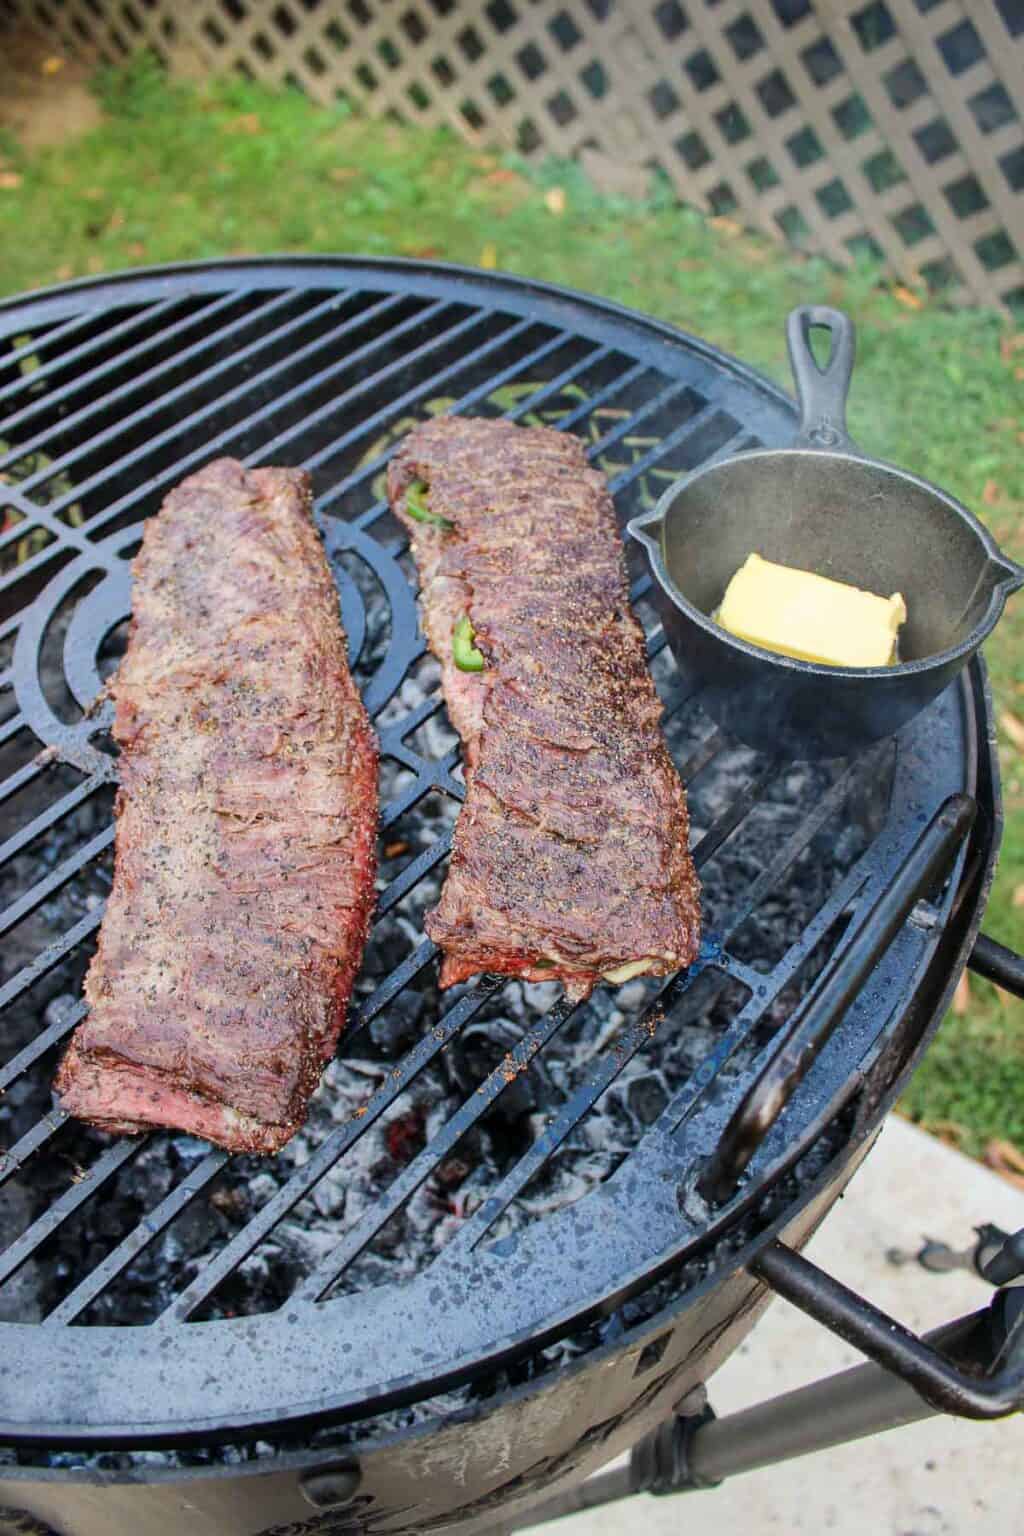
[[0, 261, 979, 1446]]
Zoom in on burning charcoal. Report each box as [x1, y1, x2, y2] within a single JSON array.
[[93, 1198, 130, 1240], [209, 1186, 251, 1220], [0, 1185, 41, 1323], [161, 1203, 223, 1263], [248, 1172, 279, 1208], [615, 980, 649, 1012], [43, 993, 78, 1030], [369, 987, 425, 1053], [5, 1074, 39, 1113], [448, 1018, 521, 1094], [361, 922, 414, 977], [385, 1106, 425, 1164], [626, 1072, 668, 1126], [273, 1221, 340, 1267], [169, 1136, 210, 1171], [129, 1146, 177, 1206], [434, 1157, 470, 1191], [518, 979, 562, 1012], [311, 1167, 347, 1219], [493, 1066, 539, 1125]]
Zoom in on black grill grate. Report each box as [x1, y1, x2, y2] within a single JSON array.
[[0, 260, 981, 1445]]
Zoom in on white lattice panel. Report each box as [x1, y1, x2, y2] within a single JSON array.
[[4, 0, 1022, 308]]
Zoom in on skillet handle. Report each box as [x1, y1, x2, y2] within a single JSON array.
[[786, 306, 857, 452]]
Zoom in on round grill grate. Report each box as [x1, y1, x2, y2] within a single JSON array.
[[0, 261, 983, 1446]]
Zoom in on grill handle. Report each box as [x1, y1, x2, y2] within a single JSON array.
[[751, 1236, 1024, 1419], [967, 931, 1024, 997], [699, 793, 977, 1206]]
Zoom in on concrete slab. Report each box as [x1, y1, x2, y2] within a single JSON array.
[[529, 1117, 1022, 1536]]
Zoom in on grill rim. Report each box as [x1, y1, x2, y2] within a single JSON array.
[[0, 258, 995, 1447], [0, 255, 797, 435]]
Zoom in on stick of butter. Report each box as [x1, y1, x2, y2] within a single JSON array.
[[717, 553, 907, 668]]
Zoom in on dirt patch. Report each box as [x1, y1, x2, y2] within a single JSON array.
[[0, 20, 103, 151]]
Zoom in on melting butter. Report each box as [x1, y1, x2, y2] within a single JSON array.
[[603, 959, 656, 984], [717, 553, 906, 668]]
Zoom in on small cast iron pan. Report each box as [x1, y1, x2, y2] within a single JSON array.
[[628, 305, 1023, 759]]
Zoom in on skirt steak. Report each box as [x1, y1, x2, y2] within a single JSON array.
[[389, 417, 700, 998], [55, 459, 378, 1153]]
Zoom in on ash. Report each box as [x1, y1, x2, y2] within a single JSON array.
[[0, 553, 890, 1470]]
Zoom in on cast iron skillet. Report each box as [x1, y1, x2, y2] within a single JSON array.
[[628, 305, 1023, 759]]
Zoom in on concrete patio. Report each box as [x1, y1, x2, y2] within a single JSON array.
[[532, 1116, 1022, 1536]]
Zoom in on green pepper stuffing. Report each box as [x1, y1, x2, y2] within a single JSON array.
[[453, 614, 485, 672], [405, 480, 453, 530]]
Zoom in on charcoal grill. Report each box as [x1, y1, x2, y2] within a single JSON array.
[[0, 259, 1021, 1536]]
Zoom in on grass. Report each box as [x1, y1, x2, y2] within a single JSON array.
[[0, 61, 1021, 1160]]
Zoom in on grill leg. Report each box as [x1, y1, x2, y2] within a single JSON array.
[[504, 1463, 636, 1530], [680, 1350, 947, 1487], [514, 1312, 997, 1527], [512, 1357, 946, 1529]]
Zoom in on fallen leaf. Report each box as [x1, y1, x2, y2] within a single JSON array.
[[472, 153, 498, 170], [479, 242, 498, 269], [0, 172, 22, 191], [893, 284, 924, 310], [224, 113, 261, 135], [485, 167, 522, 186], [999, 332, 1024, 362], [710, 216, 743, 238], [544, 185, 566, 215], [982, 478, 1003, 506], [41, 55, 65, 75], [741, 240, 773, 265], [406, 244, 440, 258], [83, 186, 104, 201], [327, 166, 358, 184], [126, 242, 146, 259], [1013, 884, 1024, 907], [922, 1118, 968, 1149], [985, 1138, 1024, 1190], [55, 264, 74, 282], [1016, 366, 1024, 382], [989, 1138, 1024, 1170], [951, 970, 971, 1015], [999, 710, 1024, 751], [107, 207, 125, 233], [383, 839, 409, 859], [86, 255, 104, 274]]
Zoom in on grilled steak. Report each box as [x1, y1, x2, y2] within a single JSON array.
[[55, 459, 378, 1154], [389, 417, 699, 997]]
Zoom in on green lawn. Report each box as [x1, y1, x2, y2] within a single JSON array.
[[1, 61, 1021, 1158]]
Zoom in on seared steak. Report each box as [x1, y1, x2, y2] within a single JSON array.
[[389, 417, 699, 997], [55, 459, 378, 1154]]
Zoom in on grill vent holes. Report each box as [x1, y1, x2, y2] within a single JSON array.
[[633, 1328, 672, 1375]]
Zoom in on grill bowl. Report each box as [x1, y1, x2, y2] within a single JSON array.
[[0, 266, 1004, 1534]]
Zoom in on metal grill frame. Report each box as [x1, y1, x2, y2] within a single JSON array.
[[0, 258, 995, 1449]]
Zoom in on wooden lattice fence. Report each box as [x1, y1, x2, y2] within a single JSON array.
[[2, 0, 1022, 310]]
